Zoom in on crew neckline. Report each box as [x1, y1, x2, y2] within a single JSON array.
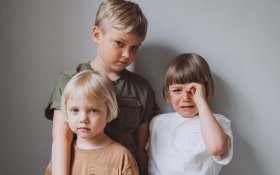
[[85, 61, 126, 83]]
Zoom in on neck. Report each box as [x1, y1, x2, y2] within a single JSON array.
[[76, 130, 113, 149], [90, 57, 122, 81]]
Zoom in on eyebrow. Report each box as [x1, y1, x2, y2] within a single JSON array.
[[67, 105, 102, 108], [116, 38, 142, 46]]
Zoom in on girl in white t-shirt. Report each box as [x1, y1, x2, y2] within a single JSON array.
[[147, 53, 233, 175]]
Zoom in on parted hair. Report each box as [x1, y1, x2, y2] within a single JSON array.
[[61, 70, 118, 122], [95, 0, 148, 39], [164, 53, 215, 102]]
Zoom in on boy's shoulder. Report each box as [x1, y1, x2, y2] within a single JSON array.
[[123, 69, 151, 86], [60, 62, 92, 78]]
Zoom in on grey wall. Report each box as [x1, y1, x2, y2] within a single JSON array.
[[1, 0, 280, 174]]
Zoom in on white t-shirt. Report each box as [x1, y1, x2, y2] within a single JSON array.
[[147, 112, 233, 175]]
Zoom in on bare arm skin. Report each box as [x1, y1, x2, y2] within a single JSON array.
[[186, 83, 228, 156], [52, 109, 73, 175], [137, 121, 149, 175]]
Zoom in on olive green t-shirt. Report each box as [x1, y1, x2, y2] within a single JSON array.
[[44, 62, 159, 160]]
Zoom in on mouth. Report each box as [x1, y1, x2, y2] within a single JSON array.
[[118, 61, 127, 65], [180, 105, 194, 110], [78, 127, 90, 131]]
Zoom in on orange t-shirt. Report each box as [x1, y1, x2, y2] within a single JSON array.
[[45, 141, 139, 175]]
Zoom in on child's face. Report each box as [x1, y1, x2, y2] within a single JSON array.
[[94, 27, 143, 73], [66, 91, 108, 140], [169, 83, 199, 118]]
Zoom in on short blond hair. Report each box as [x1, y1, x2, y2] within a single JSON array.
[[164, 53, 215, 102], [95, 0, 148, 39], [61, 70, 118, 122]]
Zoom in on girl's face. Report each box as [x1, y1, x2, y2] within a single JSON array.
[[169, 83, 199, 118], [66, 91, 108, 140]]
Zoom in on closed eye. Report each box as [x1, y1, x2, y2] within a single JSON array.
[[172, 89, 181, 92]]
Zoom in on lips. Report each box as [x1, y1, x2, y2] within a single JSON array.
[[180, 105, 194, 109], [118, 61, 127, 65], [78, 127, 90, 131]]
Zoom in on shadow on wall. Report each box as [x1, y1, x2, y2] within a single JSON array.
[[209, 74, 264, 175], [133, 44, 180, 113], [134, 47, 264, 174]]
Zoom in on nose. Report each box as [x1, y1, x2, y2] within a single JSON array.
[[182, 91, 192, 102], [79, 112, 89, 124], [122, 48, 130, 59]]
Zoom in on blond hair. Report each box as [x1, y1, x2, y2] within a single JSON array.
[[61, 70, 118, 122], [95, 0, 148, 39], [164, 53, 215, 102]]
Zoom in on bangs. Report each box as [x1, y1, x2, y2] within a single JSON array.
[[96, 0, 147, 39], [65, 76, 104, 103], [166, 59, 205, 87]]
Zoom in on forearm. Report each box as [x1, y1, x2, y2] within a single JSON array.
[[138, 149, 148, 175], [51, 109, 73, 175], [137, 121, 149, 175], [51, 137, 72, 175], [197, 100, 228, 156]]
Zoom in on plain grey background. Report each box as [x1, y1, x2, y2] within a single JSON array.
[[1, 0, 280, 174]]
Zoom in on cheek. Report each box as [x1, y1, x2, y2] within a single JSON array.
[[68, 117, 77, 130], [170, 95, 179, 109], [129, 51, 138, 59]]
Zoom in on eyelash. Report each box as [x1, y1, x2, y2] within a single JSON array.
[[91, 109, 97, 113], [71, 109, 78, 113], [116, 41, 123, 46], [173, 89, 181, 92], [115, 41, 139, 50]]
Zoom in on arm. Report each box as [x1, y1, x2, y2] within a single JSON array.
[[137, 121, 149, 175], [186, 83, 228, 156], [52, 109, 73, 175]]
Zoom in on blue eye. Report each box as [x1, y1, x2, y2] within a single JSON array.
[[71, 109, 78, 113], [91, 109, 97, 113], [116, 41, 124, 46]]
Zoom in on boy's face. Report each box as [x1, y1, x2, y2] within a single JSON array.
[[169, 83, 199, 118], [67, 91, 108, 140], [93, 27, 143, 73]]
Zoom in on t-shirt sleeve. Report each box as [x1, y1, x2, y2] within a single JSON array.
[[121, 149, 139, 175], [140, 86, 160, 124], [44, 72, 71, 121], [212, 114, 233, 165], [145, 115, 158, 151], [122, 165, 139, 175]]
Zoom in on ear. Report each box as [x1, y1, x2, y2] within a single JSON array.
[[92, 26, 101, 45]]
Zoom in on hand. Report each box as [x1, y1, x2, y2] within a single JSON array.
[[184, 82, 206, 104]]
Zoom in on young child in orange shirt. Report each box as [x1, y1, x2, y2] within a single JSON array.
[[45, 70, 139, 175]]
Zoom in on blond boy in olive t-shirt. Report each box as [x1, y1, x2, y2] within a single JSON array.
[[44, 1, 159, 174]]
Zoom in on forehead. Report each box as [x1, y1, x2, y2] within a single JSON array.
[[67, 90, 100, 104], [169, 83, 191, 88], [104, 27, 143, 43]]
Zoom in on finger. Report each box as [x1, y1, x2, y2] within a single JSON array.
[[185, 83, 198, 91], [191, 88, 196, 95]]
